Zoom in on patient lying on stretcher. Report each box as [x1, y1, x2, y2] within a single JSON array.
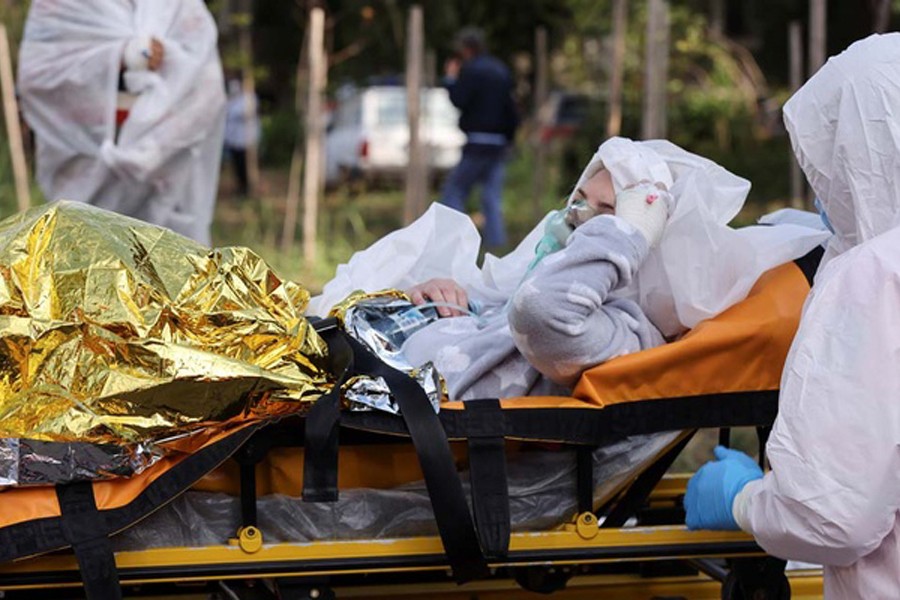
[[312, 136, 826, 403], [402, 165, 668, 400]]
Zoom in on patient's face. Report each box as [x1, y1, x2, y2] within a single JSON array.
[[572, 169, 616, 216]]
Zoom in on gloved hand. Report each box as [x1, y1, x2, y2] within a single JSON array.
[[684, 446, 763, 530], [614, 183, 671, 248]]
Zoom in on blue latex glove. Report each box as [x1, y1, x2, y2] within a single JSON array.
[[684, 446, 764, 530]]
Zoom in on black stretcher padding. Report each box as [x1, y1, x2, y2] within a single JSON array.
[[56, 481, 122, 600], [464, 399, 510, 558], [344, 334, 488, 583], [600, 432, 694, 528], [576, 446, 594, 515], [302, 324, 354, 503], [0, 422, 260, 564], [341, 389, 780, 446]]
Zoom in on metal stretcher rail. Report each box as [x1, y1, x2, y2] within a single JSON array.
[[0, 528, 762, 587]]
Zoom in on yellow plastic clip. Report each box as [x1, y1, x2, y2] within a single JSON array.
[[574, 512, 599, 540], [235, 525, 263, 553]]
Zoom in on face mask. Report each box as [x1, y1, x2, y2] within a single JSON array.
[[564, 198, 600, 229], [531, 210, 573, 270], [813, 197, 835, 234]]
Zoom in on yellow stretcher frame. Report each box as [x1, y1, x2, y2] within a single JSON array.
[[0, 476, 824, 598], [0, 529, 823, 596]]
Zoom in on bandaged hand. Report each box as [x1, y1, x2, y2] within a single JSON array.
[[614, 183, 671, 248], [407, 278, 469, 317]]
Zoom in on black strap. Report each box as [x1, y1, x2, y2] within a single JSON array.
[[56, 482, 122, 600], [756, 426, 772, 470], [303, 323, 354, 502], [302, 384, 343, 502], [576, 446, 594, 515], [239, 460, 258, 527], [719, 427, 731, 448], [345, 335, 488, 583], [794, 245, 824, 286], [464, 398, 510, 558]]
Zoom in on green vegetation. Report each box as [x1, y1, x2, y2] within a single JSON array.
[[2, 0, 896, 291]]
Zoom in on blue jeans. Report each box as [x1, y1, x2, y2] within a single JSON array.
[[439, 144, 508, 248]]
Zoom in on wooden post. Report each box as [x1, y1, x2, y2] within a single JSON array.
[[532, 26, 548, 220], [808, 0, 827, 76], [709, 0, 725, 38], [606, 0, 627, 138], [0, 24, 30, 212], [281, 25, 309, 253], [869, 0, 891, 32], [302, 8, 326, 266], [642, 0, 670, 140], [403, 5, 426, 224], [425, 49, 437, 87], [788, 21, 805, 209], [239, 0, 260, 197]]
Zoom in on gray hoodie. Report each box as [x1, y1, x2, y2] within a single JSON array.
[[402, 215, 664, 400]]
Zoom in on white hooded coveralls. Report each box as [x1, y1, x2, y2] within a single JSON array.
[[17, 0, 226, 245], [733, 33, 900, 599]]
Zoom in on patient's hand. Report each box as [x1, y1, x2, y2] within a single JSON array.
[[407, 278, 469, 317]]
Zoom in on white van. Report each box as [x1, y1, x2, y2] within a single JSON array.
[[324, 86, 465, 186]]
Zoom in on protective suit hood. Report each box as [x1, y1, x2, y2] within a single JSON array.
[[783, 32, 900, 260]]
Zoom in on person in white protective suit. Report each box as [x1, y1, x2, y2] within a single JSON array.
[[684, 33, 900, 599], [17, 0, 226, 245]]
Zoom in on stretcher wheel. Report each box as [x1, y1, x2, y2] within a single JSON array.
[[721, 569, 791, 600], [512, 566, 572, 594]]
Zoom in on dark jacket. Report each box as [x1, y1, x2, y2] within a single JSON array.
[[446, 54, 519, 142]]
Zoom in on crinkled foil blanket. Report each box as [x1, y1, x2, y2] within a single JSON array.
[[0, 202, 338, 486], [0, 203, 447, 487]]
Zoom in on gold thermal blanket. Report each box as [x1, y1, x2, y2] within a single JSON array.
[[0, 201, 332, 451]]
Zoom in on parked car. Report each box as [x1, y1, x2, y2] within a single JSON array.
[[325, 86, 465, 186], [537, 91, 591, 142]]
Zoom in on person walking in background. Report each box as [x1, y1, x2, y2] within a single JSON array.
[[440, 27, 519, 250], [224, 78, 260, 199], [17, 0, 226, 245]]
